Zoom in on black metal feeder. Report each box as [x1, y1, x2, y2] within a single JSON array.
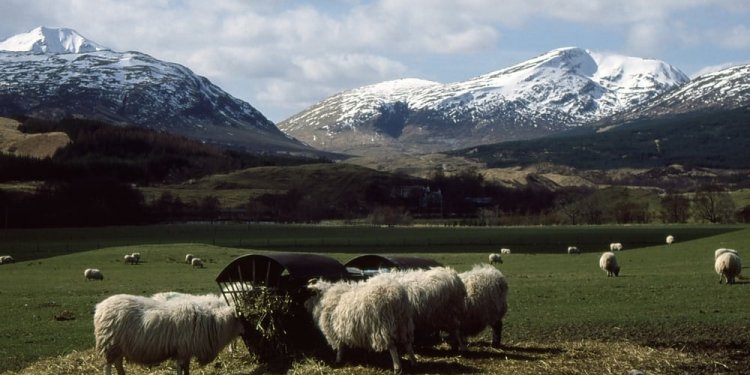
[[215, 253, 349, 361], [344, 254, 444, 279]]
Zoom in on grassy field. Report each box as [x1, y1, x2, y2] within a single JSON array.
[[0, 224, 749, 374]]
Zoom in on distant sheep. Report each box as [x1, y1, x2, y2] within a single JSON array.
[[0, 255, 15, 264], [609, 242, 623, 251], [131, 252, 141, 263], [305, 278, 416, 373], [599, 252, 620, 277], [94, 293, 243, 375], [500, 248, 512, 255], [458, 264, 509, 348], [714, 248, 738, 260], [715, 252, 742, 285], [488, 253, 503, 265], [369, 267, 468, 350], [185, 254, 195, 264], [191, 257, 205, 268], [123, 254, 137, 265], [84, 268, 104, 281], [665, 235, 674, 245], [567, 246, 580, 255]]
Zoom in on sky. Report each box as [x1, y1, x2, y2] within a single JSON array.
[[0, 0, 749, 123]]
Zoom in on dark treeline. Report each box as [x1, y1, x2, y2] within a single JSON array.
[[3, 117, 327, 184]]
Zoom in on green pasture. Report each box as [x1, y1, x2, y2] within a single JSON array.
[[0, 224, 749, 374]]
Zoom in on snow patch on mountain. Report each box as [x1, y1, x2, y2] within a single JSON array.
[[0, 26, 108, 54]]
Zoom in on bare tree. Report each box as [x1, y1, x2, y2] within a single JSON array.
[[692, 188, 736, 223], [660, 192, 691, 223]]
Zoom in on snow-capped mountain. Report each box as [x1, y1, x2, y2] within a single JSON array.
[[0, 27, 311, 154], [279, 47, 688, 155], [612, 63, 750, 121], [0, 26, 108, 54]]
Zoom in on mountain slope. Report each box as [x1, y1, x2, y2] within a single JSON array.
[[0, 27, 313, 154], [607, 63, 750, 122], [279, 47, 688, 156]]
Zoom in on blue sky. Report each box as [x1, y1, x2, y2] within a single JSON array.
[[1, 0, 749, 122]]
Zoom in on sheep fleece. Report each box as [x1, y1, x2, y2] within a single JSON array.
[[94, 294, 241, 367]]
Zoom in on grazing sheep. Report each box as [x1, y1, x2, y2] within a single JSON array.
[[609, 242, 623, 251], [185, 254, 195, 264], [305, 278, 416, 373], [131, 252, 141, 264], [500, 248, 511, 255], [191, 257, 204, 268], [488, 253, 503, 265], [94, 293, 244, 375], [714, 248, 739, 260], [0, 255, 15, 264], [665, 235, 674, 245], [123, 254, 137, 265], [84, 268, 104, 281], [457, 264, 509, 348], [369, 267, 468, 350], [567, 246, 580, 255], [715, 252, 742, 285], [599, 252, 620, 277]]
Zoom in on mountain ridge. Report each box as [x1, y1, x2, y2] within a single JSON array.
[[279, 47, 689, 156], [0, 27, 314, 155]]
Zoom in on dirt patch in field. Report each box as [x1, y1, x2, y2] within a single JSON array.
[[4, 339, 741, 375], [0, 118, 70, 159]]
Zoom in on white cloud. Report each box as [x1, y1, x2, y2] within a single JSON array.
[[719, 25, 750, 50]]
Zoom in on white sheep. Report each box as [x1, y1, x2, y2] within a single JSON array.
[[488, 253, 503, 265], [94, 293, 244, 375], [191, 257, 204, 268], [715, 252, 742, 285], [457, 264, 509, 348], [84, 268, 104, 281], [665, 235, 674, 245], [609, 242, 623, 251], [305, 278, 416, 374], [599, 252, 620, 277], [123, 254, 137, 265], [185, 254, 195, 264], [131, 252, 141, 263], [500, 248, 511, 255], [714, 248, 739, 260], [567, 246, 580, 255], [0, 255, 15, 264], [369, 267, 468, 351]]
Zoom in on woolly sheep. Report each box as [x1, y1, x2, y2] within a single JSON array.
[[131, 252, 141, 263], [599, 252, 620, 277], [94, 293, 243, 375], [191, 257, 204, 268], [123, 254, 137, 265], [665, 235, 674, 245], [457, 264, 509, 348], [567, 246, 580, 255], [305, 278, 416, 373], [84, 268, 104, 281], [715, 252, 742, 285], [0, 255, 15, 264], [500, 248, 512, 255], [488, 253, 503, 265], [609, 242, 623, 251], [369, 267, 468, 351], [714, 248, 739, 260], [185, 254, 195, 264]]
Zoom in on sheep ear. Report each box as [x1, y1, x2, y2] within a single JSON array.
[[307, 278, 319, 288]]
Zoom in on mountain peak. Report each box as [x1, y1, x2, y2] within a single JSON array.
[[0, 26, 109, 54]]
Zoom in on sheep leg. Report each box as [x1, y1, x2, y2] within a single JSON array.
[[491, 321, 503, 348], [108, 357, 125, 375], [454, 329, 467, 352], [388, 344, 403, 374], [176, 359, 190, 375], [335, 344, 344, 364]]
